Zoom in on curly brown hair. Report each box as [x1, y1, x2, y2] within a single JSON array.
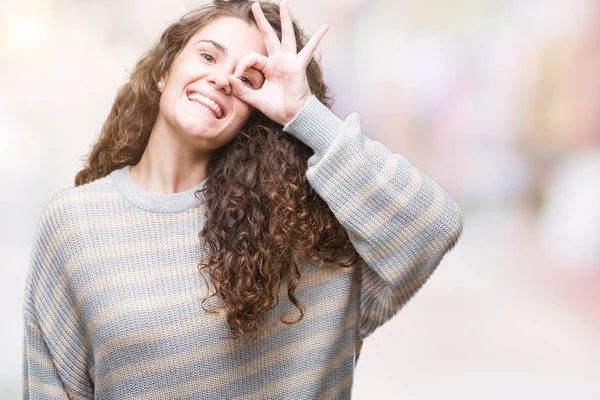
[[75, 0, 361, 343]]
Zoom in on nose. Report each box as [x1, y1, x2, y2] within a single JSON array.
[[207, 73, 232, 96]]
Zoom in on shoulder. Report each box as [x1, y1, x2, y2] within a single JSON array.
[[27, 174, 123, 282], [34, 174, 121, 241], [26, 173, 126, 312]]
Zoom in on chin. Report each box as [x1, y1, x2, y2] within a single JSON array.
[[185, 127, 222, 141], [184, 126, 238, 150], [176, 113, 221, 136]]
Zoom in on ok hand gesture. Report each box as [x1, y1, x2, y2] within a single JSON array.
[[227, 0, 329, 126]]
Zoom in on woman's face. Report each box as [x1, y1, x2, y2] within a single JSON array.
[[156, 17, 268, 151]]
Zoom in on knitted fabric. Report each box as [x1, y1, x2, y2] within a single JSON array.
[[23, 95, 463, 399]]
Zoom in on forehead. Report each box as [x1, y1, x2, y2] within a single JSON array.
[[186, 17, 267, 57]]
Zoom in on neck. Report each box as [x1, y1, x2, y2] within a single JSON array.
[[130, 118, 212, 195]]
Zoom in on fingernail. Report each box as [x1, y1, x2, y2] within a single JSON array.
[[234, 69, 239, 77]]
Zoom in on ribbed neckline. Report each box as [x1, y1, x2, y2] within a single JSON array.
[[110, 165, 207, 213]]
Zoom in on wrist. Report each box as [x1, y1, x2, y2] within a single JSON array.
[[281, 93, 312, 126], [282, 95, 346, 157]]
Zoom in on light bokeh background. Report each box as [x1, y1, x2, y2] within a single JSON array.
[[2, 0, 599, 398]]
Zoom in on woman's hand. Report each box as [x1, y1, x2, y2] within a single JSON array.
[[227, 0, 329, 126]]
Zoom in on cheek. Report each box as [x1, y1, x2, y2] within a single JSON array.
[[158, 94, 171, 116], [232, 100, 255, 124], [159, 89, 180, 118]]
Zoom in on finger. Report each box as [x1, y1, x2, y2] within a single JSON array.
[[251, 2, 280, 56], [234, 52, 269, 77], [279, 0, 297, 53], [228, 74, 261, 109], [297, 24, 329, 68]]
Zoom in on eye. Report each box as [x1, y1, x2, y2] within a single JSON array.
[[200, 53, 215, 63], [240, 76, 255, 88]]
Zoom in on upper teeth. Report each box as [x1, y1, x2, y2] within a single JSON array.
[[187, 92, 223, 118]]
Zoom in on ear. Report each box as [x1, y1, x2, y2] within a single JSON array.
[[157, 77, 166, 93], [157, 71, 171, 92]]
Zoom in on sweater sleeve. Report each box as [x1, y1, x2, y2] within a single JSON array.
[[23, 196, 94, 400], [283, 95, 464, 341]]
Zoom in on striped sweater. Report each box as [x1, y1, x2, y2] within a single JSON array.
[[23, 95, 463, 399]]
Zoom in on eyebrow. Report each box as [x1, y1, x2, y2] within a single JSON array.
[[195, 39, 228, 56]]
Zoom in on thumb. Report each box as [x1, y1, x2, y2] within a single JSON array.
[[228, 75, 260, 108]]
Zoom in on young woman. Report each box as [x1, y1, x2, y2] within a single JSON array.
[[23, 0, 463, 398]]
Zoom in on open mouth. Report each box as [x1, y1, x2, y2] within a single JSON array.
[[186, 91, 224, 119]]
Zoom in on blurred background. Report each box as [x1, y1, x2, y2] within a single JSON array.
[[1, 0, 599, 398]]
